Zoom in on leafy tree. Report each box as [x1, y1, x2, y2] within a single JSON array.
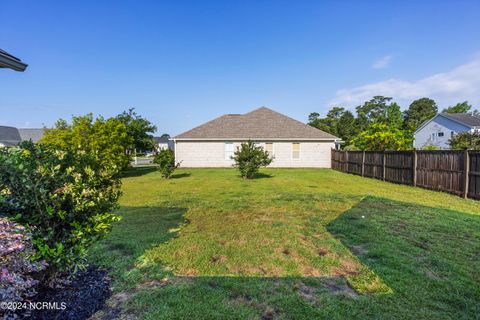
[[355, 96, 393, 129], [232, 141, 272, 179], [385, 102, 403, 129], [40, 114, 132, 172], [116, 108, 157, 153], [351, 123, 413, 151], [442, 101, 472, 113], [0, 142, 121, 274], [308, 107, 356, 145], [153, 149, 179, 178], [449, 131, 480, 150], [404, 98, 438, 131]]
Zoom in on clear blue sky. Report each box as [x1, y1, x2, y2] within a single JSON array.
[[1, 0, 479, 135]]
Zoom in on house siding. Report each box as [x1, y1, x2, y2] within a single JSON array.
[[414, 115, 471, 149], [175, 141, 334, 168]]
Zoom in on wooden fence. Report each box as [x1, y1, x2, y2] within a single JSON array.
[[331, 149, 480, 200]]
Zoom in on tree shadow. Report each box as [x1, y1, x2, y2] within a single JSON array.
[[170, 173, 191, 179], [122, 166, 157, 178], [251, 172, 274, 179]]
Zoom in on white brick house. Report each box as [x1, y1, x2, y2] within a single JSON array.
[[173, 107, 340, 168]]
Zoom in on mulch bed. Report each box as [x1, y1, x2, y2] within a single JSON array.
[[27, 266, 111, 320]]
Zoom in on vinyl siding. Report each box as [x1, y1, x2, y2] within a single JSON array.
[[414, 115, 471, 149], [175, 141, 334, 168]]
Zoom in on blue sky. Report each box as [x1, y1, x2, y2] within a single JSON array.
[[1, 0, 479, 135]]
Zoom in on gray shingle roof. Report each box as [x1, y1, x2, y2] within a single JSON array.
[[441, 113, 480, 127], [0, 126, 22, 146], [174, 107, 338, 140], [0, 49, 28, 71], [0, 126, 44, 146], [18, 128, 45, 143]]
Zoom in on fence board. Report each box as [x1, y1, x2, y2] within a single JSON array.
[[331, 149, 479, 201]]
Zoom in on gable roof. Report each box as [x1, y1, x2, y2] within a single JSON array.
[[174, 107, 338, 140], [440, 113, 480, 127], [154, 136, 170, 143], [414, 112, 480, 134]]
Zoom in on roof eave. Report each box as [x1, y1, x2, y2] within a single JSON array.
[[173, 137, 339, 141], [0, 52, 28, 71]]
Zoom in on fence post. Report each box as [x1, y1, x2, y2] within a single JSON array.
[[412, 150, 417, 187], [345, 150, 349, 173], [463, 150, 470, 199], [382, 151, 386, 181], [361, 151, 365, 177]]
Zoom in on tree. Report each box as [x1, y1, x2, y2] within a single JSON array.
[[308, 107, 356, 145], [116, 108, 157, 153], [351, 123, 413, 151], [153, 149, 179, 178], [232, 141, 272, 179], [449, 131, 480, 150], [442, 101, 472, 113], [40, 114, 133, 172], [404, 98, 438, 131], [355, 96, 393, 129]]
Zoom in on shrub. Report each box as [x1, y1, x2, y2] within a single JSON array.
[[0, 142, 121, 274], [422, 144, 440, 151], [0, 218, 46, 304], [153, 149, 179, 178], [449, 131, 480, 150], [232, 141, 272, 179]]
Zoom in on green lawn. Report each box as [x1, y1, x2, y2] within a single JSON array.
[[89, 167, 480, 319]]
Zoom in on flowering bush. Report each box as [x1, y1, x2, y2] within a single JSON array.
[[0, 218, 46, 304], [0, 141, 121, 274]]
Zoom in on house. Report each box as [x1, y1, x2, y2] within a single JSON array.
[[414, 113, 480, 149], [0, 49, 28, 71], [173, 107, 340, 168], [0, 126, 44, 147], [153, 136, 173, 151]]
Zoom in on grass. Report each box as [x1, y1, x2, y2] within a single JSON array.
[[89, 167, 480, 319]]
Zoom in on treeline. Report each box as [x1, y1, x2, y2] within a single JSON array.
[[308, 96, 479, 150]]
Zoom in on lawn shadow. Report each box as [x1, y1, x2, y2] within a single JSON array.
[[170, 172, 191, 179], [122, 166, 157, 178], [252, 172, 274, 179]]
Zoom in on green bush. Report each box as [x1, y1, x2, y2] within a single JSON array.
[[232, 141, 272, 179], [153, 149, 179, 178], [449, 131, 480, 150], [0, 142, 121, 274]]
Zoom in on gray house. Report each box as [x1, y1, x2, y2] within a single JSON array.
[[0, 126, 44, 147], [414, 113, 480, 149], [174, 107, 340, 168]]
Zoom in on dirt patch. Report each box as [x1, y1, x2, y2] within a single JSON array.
[[135, 279, 168, 291], [331, 259, 360, 277], [281, 248, 290, 256], [261, 306, 279, 320], [318, 247, 329, 256], [323, 277, 358, 298], [210, 255, 227, 263]]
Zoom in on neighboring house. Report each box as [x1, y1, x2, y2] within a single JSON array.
[[414, 113, 480, 149], [0, 126, 44, 147], [0, 49, 28, 71], [154, 136, 174, 151], [173, 107, 340, 168]]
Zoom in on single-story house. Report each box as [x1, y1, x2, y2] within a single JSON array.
[[0, 49, 28, 71], [414, 113, 480, 149], [173, 107, 340, 168], [0, 126, 44, 147]]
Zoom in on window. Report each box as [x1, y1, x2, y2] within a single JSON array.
[[438, 132, 444, 137], [225, 142, 234, 160], [431, 133, 436, 141], [292, 143, 300, 159], [451, 131, 455, 138], [265, 143, 273, 156]]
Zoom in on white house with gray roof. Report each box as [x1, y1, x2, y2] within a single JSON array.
[[173, 107, 340, 168], [414, 113, 480, 149]]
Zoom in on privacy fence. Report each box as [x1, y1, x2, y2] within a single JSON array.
[[331, 149, 480, 200]]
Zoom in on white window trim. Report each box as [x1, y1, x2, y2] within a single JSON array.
[[264, 142, 274, 157], [292, 142, 301, 160]]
